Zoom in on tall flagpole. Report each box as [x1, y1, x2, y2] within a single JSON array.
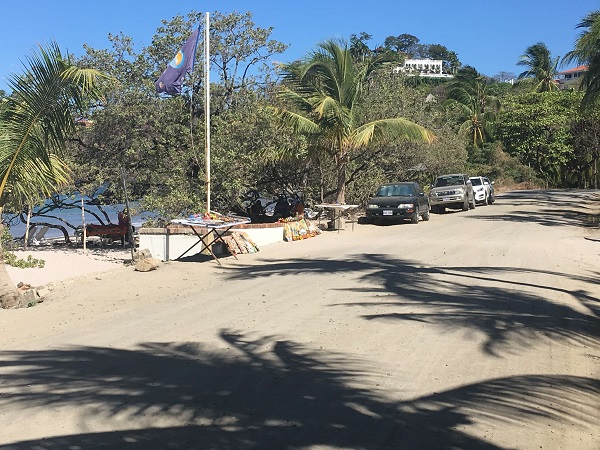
[[204, 12, 211, 213]]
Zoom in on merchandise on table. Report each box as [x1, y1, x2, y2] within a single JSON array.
[[283, 219, 321, 242]]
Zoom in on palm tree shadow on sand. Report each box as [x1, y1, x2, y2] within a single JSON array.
[[0, 332, 597, 449], [222, 254, 600, 357]]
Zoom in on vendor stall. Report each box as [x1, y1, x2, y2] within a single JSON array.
[[171, 214, 250, 265]]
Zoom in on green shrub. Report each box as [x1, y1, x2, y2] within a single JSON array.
[[1, 228, 45, 268]]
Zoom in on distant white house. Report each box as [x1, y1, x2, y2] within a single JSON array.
[[393, 59, 454, 79], [556, 65, 588, 89]]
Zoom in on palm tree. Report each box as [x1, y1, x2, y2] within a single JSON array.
[[274, 39, 434, 204], [517, 42, 560, 92], [444, 66, 500, 148], [563, 10, 600, 108], [0, 41, 106, 307]]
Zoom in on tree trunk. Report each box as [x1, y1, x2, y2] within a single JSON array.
[[336, 158, 347, 204], [0, 228, 20, 308]]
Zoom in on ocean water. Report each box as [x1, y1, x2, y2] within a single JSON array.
[[4, 202, 151, 241]]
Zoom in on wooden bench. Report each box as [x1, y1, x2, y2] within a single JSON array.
[[85, 224, 129, 246], [78, 212, 132, 247]]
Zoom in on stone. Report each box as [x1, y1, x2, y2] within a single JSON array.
[[36, 287, 52, 299], [134, 249, 153, 261], [135, 257, 160, 272], [17, 289, 37, 308], [0, 293, 19, 309]]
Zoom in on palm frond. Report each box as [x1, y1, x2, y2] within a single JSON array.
[[351, 118, 435, 148], [517, 42, 559, 92], [268, 106, 320, 135], [275, 38, 433, 202], [0, 40, 106, 206], [277, 86, 315, 115], [563, 11, 600, 108]]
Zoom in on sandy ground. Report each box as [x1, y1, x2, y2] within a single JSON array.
[[6, 245, 132, 288], [0, 189, 598, 450]]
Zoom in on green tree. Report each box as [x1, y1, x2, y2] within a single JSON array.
[[355, 70, 467, 198], [146, 11, 288, 111], [517, 42, 560, 92], [427, 44, 460, 74], [350, 32, 374, 62], [275, 39, 434, 204], [570, 110, 600, 188], [71, 10, 290, 217], [495, 91, 582, 187], [0, 41, 105, 307], [444, 66, 500, 149], [384, 34, 419, 55], [563, 10, 600, 108]]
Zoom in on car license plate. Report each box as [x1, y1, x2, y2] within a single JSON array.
[[442, 198, 452, 201], [383, 210, 392, 216]]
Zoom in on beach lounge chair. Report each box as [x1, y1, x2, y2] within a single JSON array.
[[27, 225, 49, 246]]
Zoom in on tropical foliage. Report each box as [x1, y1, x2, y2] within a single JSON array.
[[2, 9, 599, 252], [444, 66, 501, 149], [0, 42, 105, 210], [0, 41, 106, 307], [495, 91, 583, 187], [563, 10, 600, 108], [274, 39, 434, 203], [68, 11, 294, 217], [517, 42, 560, 92]]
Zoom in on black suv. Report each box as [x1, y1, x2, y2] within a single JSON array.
[[366, 182, 430, 224]]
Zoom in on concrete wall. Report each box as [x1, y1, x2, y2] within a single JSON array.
[[139, 229, 205, 261], [230, 226, 284, 248], [139, 223, 285, 261]]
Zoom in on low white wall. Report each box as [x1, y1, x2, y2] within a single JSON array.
[[231, 226, 283, 248], [139, 232, 206, 261], [139, 225, 284, 261]]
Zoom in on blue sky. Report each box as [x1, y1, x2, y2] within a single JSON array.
[[0, 0, 597, 92]]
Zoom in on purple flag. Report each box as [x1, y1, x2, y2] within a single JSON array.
[[156, 28, 200, 95]]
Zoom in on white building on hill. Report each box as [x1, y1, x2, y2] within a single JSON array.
[[393, 59, 454, 79]]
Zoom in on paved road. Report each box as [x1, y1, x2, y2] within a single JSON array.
[[0, 190, 598, 449]]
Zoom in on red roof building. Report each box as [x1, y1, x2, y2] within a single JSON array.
[[556, 65, 588, 88]]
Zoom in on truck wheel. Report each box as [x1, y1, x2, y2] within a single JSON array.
[[422, 205, 430, 221], [411, 206, 420, 224]]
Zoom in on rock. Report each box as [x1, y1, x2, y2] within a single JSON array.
[[17, 289, 37, 308], [135, 257, 160, 272], [133, 248, 160, 272], [36, 287, 52, 299], [0, 292, 19, 309], [134, 249, 153, 261]]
